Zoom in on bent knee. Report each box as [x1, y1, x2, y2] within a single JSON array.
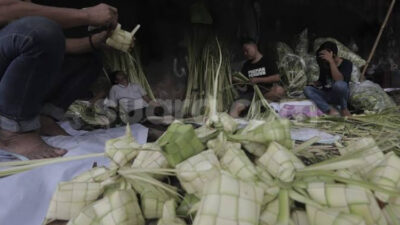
[[332, 81, 348, 92], [273, 85, 286, 97], [303, 86, 314, 97], [17, 16, 65, 53]]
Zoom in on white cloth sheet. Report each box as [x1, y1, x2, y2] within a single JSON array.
[[0, 122, 148, 225]]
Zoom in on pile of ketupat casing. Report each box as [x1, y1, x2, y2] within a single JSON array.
[[276, 29, 366, 97], [36, 110, 400, 225]]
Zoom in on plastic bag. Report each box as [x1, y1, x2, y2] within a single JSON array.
[[350, 80, 396, 112], [351, 64, 361, 83]]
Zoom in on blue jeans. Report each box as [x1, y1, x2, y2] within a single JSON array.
[[0, 17, 102, 132], [303, 81, 349, 113]]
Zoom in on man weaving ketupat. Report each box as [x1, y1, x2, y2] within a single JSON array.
[[0, 0, 121, 159], [230, 39, 286, 118], [304, 41, 353, 117]]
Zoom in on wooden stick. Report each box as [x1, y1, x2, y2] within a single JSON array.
[[361, 0, 396, 81]]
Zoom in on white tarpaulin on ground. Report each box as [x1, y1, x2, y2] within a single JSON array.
[[0, 122, 148, 225]]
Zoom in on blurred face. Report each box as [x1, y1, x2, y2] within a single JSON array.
[[242, 43, 258, 60], [316, 49, 332, 70], [115, 73, 129, 86]]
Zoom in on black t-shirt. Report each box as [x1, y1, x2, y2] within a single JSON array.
[[241, 56, 279, 91], [318, 58, 353, 88]]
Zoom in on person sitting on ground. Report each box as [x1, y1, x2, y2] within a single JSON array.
[[0, 0, 119, 159], [108, 71, 163, 124], [303, 41, 352, 117], [230, 38, 285, 118]]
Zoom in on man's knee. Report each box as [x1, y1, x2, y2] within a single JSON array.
[[14, 16, 65, 53], [332, 81, 348, 93], [274, 85, 286, 97], [303, 86, 314, 98]]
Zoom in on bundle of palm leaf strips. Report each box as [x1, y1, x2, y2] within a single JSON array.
[[181, 30, 235, 117]]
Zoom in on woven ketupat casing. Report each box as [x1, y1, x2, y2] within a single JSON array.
[[159, 123, 205, 166], [126, 175, 175, 219], [46, 182, 104, 221], [157, 199, 187, 225], [105, 126, 141, 167], [339, 137, 384, 177], [193, 172, 264, 225], [307, 182, 387, 225], [140, 186, 171, 219], [92, 189, 145, 225], [132, 150, 168, 170], [259, 198, 279, 225], [176, 150, 221, 197], [257, 142, 304, 183], [368, 152, 400, 202], [237, 119, 293, 150], [207, 132, 241, 158], [306, 205, 366, 225], [220, 148, 258, 181], [73, 167, 116, 183], [67, 205, 99, 225]]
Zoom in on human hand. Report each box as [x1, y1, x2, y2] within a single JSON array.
[[85, 4, 118, 29], [249, 77, 259, 84], [91, 30, 111, 49], [318, 50, 334, 64]]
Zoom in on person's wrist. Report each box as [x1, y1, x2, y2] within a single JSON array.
[[80, 8, 92, 25], [88, 35, 97, 51]]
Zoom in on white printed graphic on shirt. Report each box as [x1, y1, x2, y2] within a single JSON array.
[[248, 67, 266, 78]]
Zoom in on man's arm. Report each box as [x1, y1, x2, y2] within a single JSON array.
[[319, 50, 343, 81], [0, 0, 118, 29], [250, 74, 280, 84], [65, 31, 109, 54]]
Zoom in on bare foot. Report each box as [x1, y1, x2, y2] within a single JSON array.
[[328, 108, 340, 116], [341, 109, 352, 117], [0, 129, 67, 159], [40, 115, 69, 137]]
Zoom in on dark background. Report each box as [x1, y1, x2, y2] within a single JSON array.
[[33, 0, 400, 93]]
